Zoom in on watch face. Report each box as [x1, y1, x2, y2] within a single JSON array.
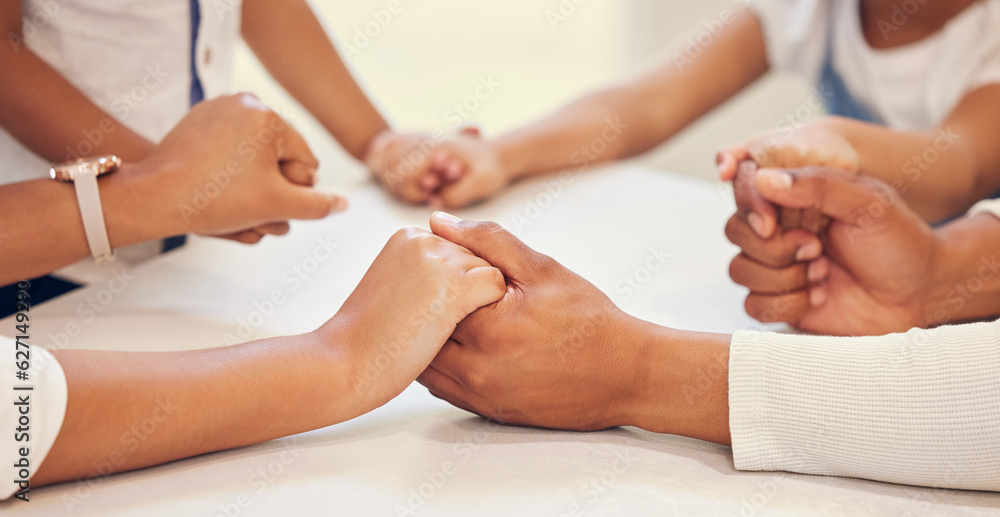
[[50, 155, 122, 182]]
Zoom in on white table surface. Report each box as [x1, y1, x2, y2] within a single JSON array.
[[4, 164, 998, 516]]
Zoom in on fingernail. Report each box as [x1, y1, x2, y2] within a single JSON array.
[[795, 241, 822, 261], [807, 259, 829, 283], [809, 287, 827, 307], [757, 169, 793, 190], [330, 195, 349, 213], [433, 211, 462, 225], [748, 213, 766, 237]]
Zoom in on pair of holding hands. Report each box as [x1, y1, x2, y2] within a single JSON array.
[[717, 121, 948, 336], [366, 128, 508, 209], [316, 212, 636, 430]]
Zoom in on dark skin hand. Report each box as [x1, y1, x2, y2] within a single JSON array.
[[726, 167, 1000, 335]]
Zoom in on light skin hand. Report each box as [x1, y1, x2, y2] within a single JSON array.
[[0, 94, 347, 284], [727, 167, 942, 335], [426, 130, 512, 209], [143, 93, 348, 239], [418, 214, 732, 444], [33, 221, 505, 487], [365, 130, 446, 205]]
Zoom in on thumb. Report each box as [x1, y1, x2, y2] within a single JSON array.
[[755, 167, 896, 225], [279, 185, 350, 220], [429, 212, 539, 281], [717, 146, 752, 181]]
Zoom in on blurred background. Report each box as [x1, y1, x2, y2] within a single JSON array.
[[233, 0, 815, 184]]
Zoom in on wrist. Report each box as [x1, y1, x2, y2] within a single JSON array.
[[626, 324, 733, 445], [101, 160, 185, 248], [361, 128, 395, 174], [306, 318, 365, 424], [920, 214, 1000, 325], [492, 134, 533, 182]]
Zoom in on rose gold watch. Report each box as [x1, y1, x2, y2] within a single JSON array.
[[50, 155, 121, 265]]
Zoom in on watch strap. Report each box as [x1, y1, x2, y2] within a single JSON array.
[[73, 168, 115, 265]]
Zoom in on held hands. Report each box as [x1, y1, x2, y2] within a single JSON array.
[[144, 93, 348, 242], [726, 167, 940, 335], [365, 128, 513, 209], [416, 215, 645, 431], [719, 117, 860, 238], [316, 222, 506, 418]]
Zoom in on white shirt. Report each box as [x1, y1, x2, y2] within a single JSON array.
[[1, 0, 243, 282], [1, 340, 67, 501], [2, 0, 242, 186], [750, 0, 1000, 130]]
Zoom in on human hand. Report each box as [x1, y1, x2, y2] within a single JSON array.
[[719, 117, 860, 238], [317, 221, 506, 417], [364, 129, 443, 205], [140, 93, 347, 241], [425, 130, 512, 209], [726, 167, 941, 335], [416, 214, 647, 431]]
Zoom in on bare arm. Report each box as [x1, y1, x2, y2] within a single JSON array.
[[241, 0, 390, 162], [495, 8, 769, 180], [33, 334, 347, 486], [0, 168, 172, 283], [0, 4, 154, 163]]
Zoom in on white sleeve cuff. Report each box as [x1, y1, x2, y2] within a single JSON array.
[[968, 199, 1000, 221], [2, 342, 68, 501], [729, 323, 1000, 491]]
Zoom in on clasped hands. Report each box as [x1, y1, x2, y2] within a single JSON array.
[[364, 127, 511, 209]]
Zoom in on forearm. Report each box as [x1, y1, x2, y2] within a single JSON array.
[[33, 332, 349, 486], [0, 6, 154, 163], [493, 8, 768, 181], [921, 212, 1000, 325], [0, 164, 175, 283], [241, 0, 389, 161]]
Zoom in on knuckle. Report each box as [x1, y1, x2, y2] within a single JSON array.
[[239, 233, 262, 245], [728, 256, 745, 284], [762, 238, 793, 267], [744, 296, 763, 320], [462, 367, 492, 393], [391, 227, 424, 247], [724, 215, 741, 244]]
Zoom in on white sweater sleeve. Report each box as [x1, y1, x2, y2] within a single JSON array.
[[1, 339, 68, 501], [729, 321, 1000, 491]]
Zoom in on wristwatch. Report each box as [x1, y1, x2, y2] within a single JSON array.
[[50, 155, 121, 265]]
